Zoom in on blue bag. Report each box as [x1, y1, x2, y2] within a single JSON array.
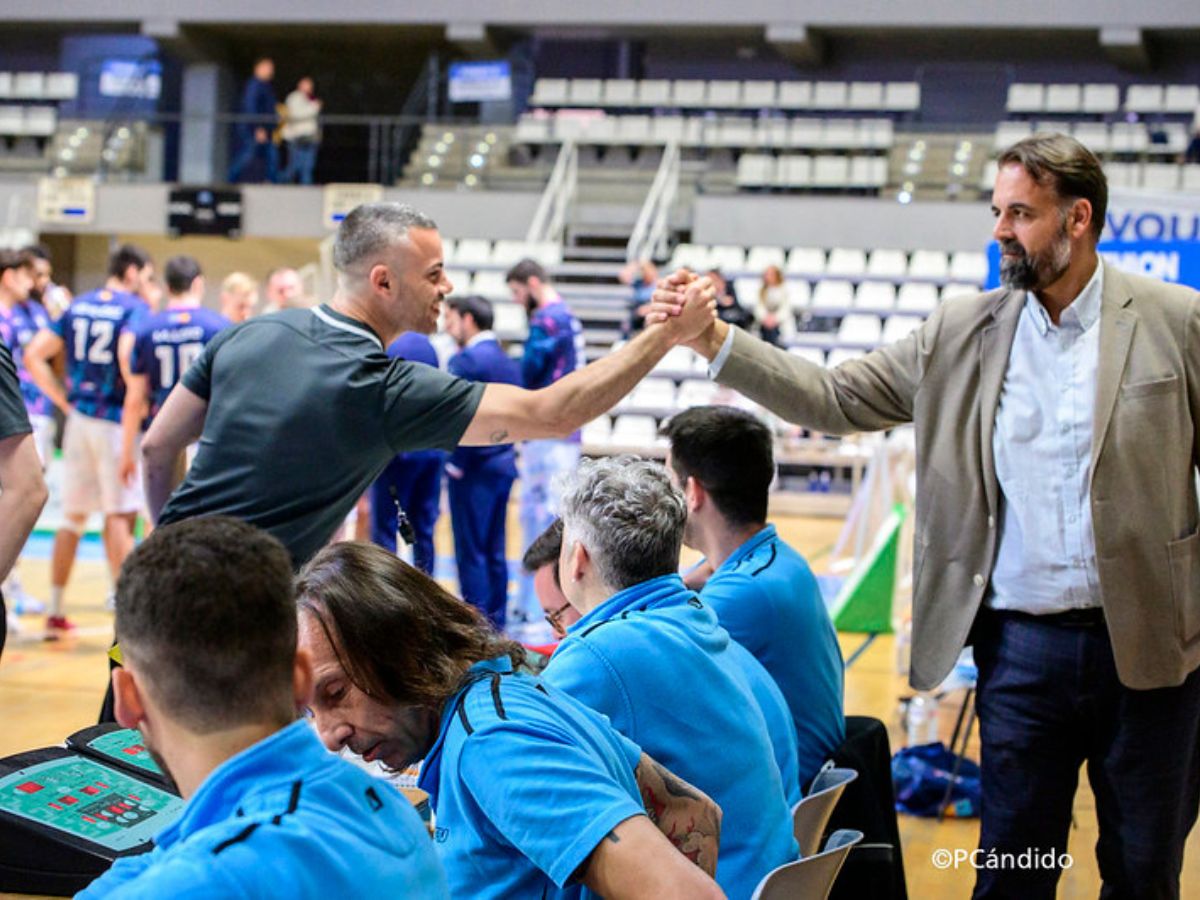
[[891, 741, 980, 818]]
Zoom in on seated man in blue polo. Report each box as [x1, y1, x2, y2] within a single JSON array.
[[663, 406, 846, 790], [296, 541, 724, 900], [543, 456, 800, 899], [79, 516, 447, 898]]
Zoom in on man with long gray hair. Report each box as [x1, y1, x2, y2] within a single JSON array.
[[542, 455, 800, 898], [142, 203, 715, 567]]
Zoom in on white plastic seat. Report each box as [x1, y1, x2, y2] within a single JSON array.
[[1141, 163, 1180, 191], [941, 282, 979, 300], [617, 115, 652, 144], [1165, 85, 1200, 114], [777, 82, 813, 109], [1124, 84, 1164, 114], [848, 82, 884, 111], [470, 270, 510, 300], [993, 121, 1032, 152], [637, 79, 671, 106], [1104, 161, 1137, 189], [788, 347, 826, 367], [786, 280, 812, 310], [1183, 165, 1200, 192], [654, 346, 696, 375], [826, 248, 867, 277], [746, 246, 787, 271], [0, 73, 11, 98], [849, 155, 887, 188], [515, 114, 552, 144], [786, 247, 826, 277], [580, 116, 618, 144], [671, 80, 707, 108], [861, 118, 895, 150], [709, 245, 747, 272], [0, 105, 22, 135], [882, 315, 923, 343], [22, 107, 55, 137], [867, 249, 908, 279], [651, 116, 686, 144], [581, 415, 613, 446], [909, 250, 949, 281], [492, 302, 529, 339], [949, 251, 989, 284], [775, 155, 813, 189], [758, 118, 790, 148], [530, 78, 568, 106], [813, 81, 848, 110], [1082, 83, 1119, 114], [489, 240, 531, 266], [1006, 83, 1044, 114], [812, 155, 850, 188], [714, 117, 757, 148], [44, 72, 79, 100], [896, 282, 939, 313], [609, 414, 660, 448], [821, 119, 860, 150], [668, 243, 711, 272], [568, 78, 603, 106], [1072, 122, 1109, 154], [452, 238, 493, 267], [883, 82, 921, 112], [736, 153, 776, 188], [602, 79, 637, 107], [1044, 84, 1082, 114], [1154, 123, 1189, 156], [854, 282, 895, 311], [621, 377, 677, 412], [837, 313, 883, 344], [707, 81, 741, 107], [12, 72, 45, 99], [443, 268, 471, 296], [733, 276, 762, 306], [979, 159, 1000, 192], [1110, 122, 1149, 153], [788, 118, 823, 150], [810, 279, 855, 313], [741, 80, 778, 108], [677, 380, 719, 408]]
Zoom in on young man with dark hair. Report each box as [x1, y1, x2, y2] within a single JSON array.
[[443, 294, 521, 627], [0, 339, 48, 660], [662, 405, 845, 789], [505, 257, 587, 622], [546, 456, 801, 897], [78, 517, 447, 897], [522, 518, 580, 639], [25, 243, 153, 634], [119, 255, 230, 487], [296, 541, 723, 899]]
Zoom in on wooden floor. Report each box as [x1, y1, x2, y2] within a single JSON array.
[[2, 511, 1199, 898]]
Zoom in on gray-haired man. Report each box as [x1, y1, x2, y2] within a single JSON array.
[[144, 203, 715, 567]]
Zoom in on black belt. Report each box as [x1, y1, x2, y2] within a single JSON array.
[[990, 606, 1106, 628]]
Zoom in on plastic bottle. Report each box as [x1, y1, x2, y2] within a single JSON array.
[[906, 693, 940, 746]]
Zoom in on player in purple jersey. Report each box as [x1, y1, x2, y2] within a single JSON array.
[[505, 259, 587, 624], [25, 244, 154, 637], [121, 256, 230, 487]]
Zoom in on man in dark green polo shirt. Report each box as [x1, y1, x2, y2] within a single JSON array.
[[144, 202, 715, 567]]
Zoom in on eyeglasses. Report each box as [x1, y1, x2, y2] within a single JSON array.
[[543, 602, 573, 631]]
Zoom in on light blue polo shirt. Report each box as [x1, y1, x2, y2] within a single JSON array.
[[703, 525, 846, 789], [77, 719, 447, 899], [417, 656, 647, 899], [725, 638, 802, 809], [543, 574, 799, 900]]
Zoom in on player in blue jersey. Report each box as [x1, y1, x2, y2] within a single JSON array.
[[25, 244, 154, 636], [120, 256, 230, 488], [443, 295, 523, 628], [505, 259, 587, 624]]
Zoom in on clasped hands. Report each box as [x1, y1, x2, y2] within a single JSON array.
[[646, 269, 719, 350]]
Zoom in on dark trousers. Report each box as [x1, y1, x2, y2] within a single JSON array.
[[448, 462, 515, 629], [369, 451, 444, 575], [972, 609, 1200, 900]]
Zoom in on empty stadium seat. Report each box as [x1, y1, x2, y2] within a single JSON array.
[[492, 302, 529, 338], [581, 415, 613, 445], [855, 282, 896, 311], [1082, 83, 1119, 114], [896, 282, 939, 313], [531, 78, 568, 106], [742, 80, 778, 108], [867, 249, 908, 279], [714, 117, 757, 148], [882, 315, 923, 343], [12, 72, 45, 99], [21, 106, 56, 137], [1141, 163, 1180, 191], [883, 82, 921, 112], [811, 279, 855, 312], [826, 248, 867, 277], [669, 243, 710, 271], [709, 245, 747, 272], [452, 238, 493, 266], [0, 105, 22, 135], [638, 79, 672, 106], [775, 154, 813, 188], [786, 247, 826, 277], [861, 118, 895, 150], [786, 279, 812, 310], [813, 81, 849, 110], [616, 115, 653, 144], [941, 283, 978, 300], [653, 346, 696, 375], [822, 119, 860, 150], [733, 276, 763, 305], [677, 379, 719, 408], [471, 271, 510, 299], [1124, 84, 1164, 114], [747, 246, 787, 271], [444, 268, 471, 296], [849, 156, 887, 188], [651, 116, 688, 144], [848, 82, 884, 111], [993, 121, 1032, 152], [1183, 165, 1200, 192], [736, 153, 776, 188], [603, 79, 637, 106], [672, 80, 707, 107], [610, 414, 660, 448], [1110, 122, 1148, 153], [759, 118, 790, 148], [1072, 122, 1109, 154], [515, 114, 552, 143], [909, 250, 949, 281], [812, 155, 850, 188], [1006, 83, 1044, 114], [778, 82, 813, 109], [837, 314, 883, 344], [1104, 161, 1137, 189], [1044, 84, 1082, 114], [949, 251, 989, 284], [708, 80, 741, 107], [621, 377, 677, 411], [44, 72, 78, 100], [569, 79, 603, 105], [1164, 85, 1200, 114], [0, 73, 11, 98]]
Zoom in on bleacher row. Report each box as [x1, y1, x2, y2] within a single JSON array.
[[980, 158, 1200, 192], [666, 244, 989, 285], [0, 72, 79, 101], [993, 120, 1194, 156], [735, 154, 888, 190], [0, 106, 58, 138], [1004, 82, 1199, 117], [529, 78, 921, 114]]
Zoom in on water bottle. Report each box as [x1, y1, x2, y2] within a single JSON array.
[[906, 694, 940, 746]]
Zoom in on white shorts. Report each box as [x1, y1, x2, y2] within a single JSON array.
[[27, 413, 55, 467], [61, 411, 143, 517]]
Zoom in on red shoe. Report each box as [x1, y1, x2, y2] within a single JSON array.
[[44, 615, 76, 639]]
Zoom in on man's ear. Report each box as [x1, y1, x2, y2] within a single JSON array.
[[685, 475, 706, 513], [112, 667, 147, 732], [368, 262, 391, 295], [293, 646, 315, 713]]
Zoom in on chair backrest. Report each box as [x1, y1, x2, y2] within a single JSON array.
[[792, 767, 859, 857], [752, 829, 864, 900]]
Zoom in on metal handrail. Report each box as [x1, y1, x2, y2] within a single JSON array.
[[525, 138, 577, 243], [626, 140, 680, 262]]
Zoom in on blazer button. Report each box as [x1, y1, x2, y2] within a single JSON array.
[[973, 573, 985, 587]]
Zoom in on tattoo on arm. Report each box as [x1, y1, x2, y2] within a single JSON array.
[[489, 429, 509, 444], [635, 753, 721, 876]]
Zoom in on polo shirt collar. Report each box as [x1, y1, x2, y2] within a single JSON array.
[[569, 573, 693, 633], [716, 524, 777, 575], [312, 304, 384, 350]]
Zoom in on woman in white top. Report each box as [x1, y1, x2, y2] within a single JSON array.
[[280, 77, 322, 184], [755, 264, 791, 346]]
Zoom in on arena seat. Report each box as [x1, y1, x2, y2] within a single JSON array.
[[881, 315, 923, 343], [848, 156, 887, 188], [451, 238, 492, 267], [811, 279, 855, 313], [1044, 84, 1082, 115], [778, 82, 814, 110], [1072, 122, 1109, 154], [677, 379, 719, 408], [822, 119, 860, 150], [786, 247, 827, 278], [708, 80, 742, 107], [43, 72, 78, 101], [908, 250, 949, 281], [883, 82, 921, 112], [813, 82, 849, 111], [848, 82, 884, 112], [12, 72, 45, 99], [1124, 84, 1164, 114], [602, 79, 638, 107], [581, 414, 613, 446], [746, 246, 787, 272], [736, 153, 775, 188], [653, 346, 697, 376], [1165, 85, 1200, 114], [866, 249, 908, 280], [949, 251, 988, 284], [569, 79, 603, 106], [775, 155, 814, 189], [672, 80, 707, 108], [638, 79, 672, 107], [813, 155, 851, 188], [668, 243, 710, 271], [854, 282, 895, 312], [530, 78, 568, 107], [1141, 163, 1180, 191], [1082, 83, 1120, 114], [470, 270, 509, 300], [444, 268, 472, 296], [993, 121, 1031, 152], [491, 301, 529, 339], [1110, 122, 1149, 153], [826, 248, 867, 278], [710, 245, 747, 272], [610, 414, 661, 447], [1104, 161, 1137, 188], [742, 80, 779, 108], [1006, 84, 1044, 115], [1183, 166, 1200, 192], [896, 283, 939, 314], [786, 280, 813, 310]]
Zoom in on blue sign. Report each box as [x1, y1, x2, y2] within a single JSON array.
[[448, 61, 512, 103]]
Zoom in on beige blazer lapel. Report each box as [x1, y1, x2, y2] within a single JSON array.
[[978, 289, 1023, 518], [1091, 267, 1136, 474]]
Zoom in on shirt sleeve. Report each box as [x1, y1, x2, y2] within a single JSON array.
[[180, 326, 239, 401], [701, 571, 768, 657], [0, 343, 31, 440], [520, 321, 556, 388], [382, 361, 485, 453], [457, 721, 645, 888], [707, 323, 738, 379], [541, 640, 637, 738], [73, 849, 159, 898]]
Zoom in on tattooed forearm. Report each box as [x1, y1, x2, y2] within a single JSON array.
[[489, 429, 509, 444], [634, 753, 721, 876]]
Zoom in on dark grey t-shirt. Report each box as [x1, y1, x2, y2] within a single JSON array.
[[159, 306, 484, 565], [0, 342, 31, 441]]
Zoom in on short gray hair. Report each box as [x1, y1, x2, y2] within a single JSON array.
[[332, 202, 437, 273], [558, 455, 686, 591]]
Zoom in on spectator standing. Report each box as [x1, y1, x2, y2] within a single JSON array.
[[228, 57, 279, 184], [755, 264, 791, 347], [280, 77, 322, 185]]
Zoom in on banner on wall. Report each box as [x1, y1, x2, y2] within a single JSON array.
[[986, 187, 1200, 290]]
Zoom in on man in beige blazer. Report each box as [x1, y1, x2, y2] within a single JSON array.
[[655, 134, 1200, 899]]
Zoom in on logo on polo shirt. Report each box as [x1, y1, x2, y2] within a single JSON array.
[[434, 826, 450, 843]]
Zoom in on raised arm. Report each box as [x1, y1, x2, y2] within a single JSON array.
[[580, 812, 725, 900], [0, 432, 47, 580], [459, 279, 715, 446], [141, 384, 208, 521]]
